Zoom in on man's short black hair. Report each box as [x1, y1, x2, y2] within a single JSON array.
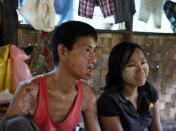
[[51, 21, 98, 66]]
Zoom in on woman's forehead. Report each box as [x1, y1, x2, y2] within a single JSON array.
[[129, 49, 145, 60], [122, 48, 145, 65]]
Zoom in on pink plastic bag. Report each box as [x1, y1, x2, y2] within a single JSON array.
[[10, 44, 32, 90]]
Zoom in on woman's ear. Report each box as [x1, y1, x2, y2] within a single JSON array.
[[57, 44, 68, 60]]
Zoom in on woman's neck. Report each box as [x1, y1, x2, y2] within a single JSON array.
[[123, 84, 138, 99], [123, 84, 139, 109]]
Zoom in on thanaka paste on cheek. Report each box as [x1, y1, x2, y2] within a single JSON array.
[[142, 63, 149, 78], [122, 63, 149, 82], [122, 67, 135, 82]]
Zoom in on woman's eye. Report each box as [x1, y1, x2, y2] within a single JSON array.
[[128, 64, 134, 67], [141, 61, 146, 65]]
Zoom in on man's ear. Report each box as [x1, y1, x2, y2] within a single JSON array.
[[57, 44, 68, 60]]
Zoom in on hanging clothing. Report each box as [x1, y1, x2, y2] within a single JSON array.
[[54, 0, 70, 14], [78, 0, 115, 18], [113, 0, 136, 23], [18, 0, 24, 8], [17, 0, 55, 32], [163, 0, 176, 32], [138, 0, 163, 28], [54, 0, 74, 26], [32, 76, 83, 131]]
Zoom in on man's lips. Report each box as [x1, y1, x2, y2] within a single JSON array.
[[87, 65, 95, 74], [88, 67, 93, 72]]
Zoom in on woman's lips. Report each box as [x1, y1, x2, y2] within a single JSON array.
[[136, 74, 145, 80]]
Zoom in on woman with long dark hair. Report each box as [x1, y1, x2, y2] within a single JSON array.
[[97, 42, 162, 131]]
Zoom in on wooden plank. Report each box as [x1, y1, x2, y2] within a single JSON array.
[[2, 0, 18, 45]]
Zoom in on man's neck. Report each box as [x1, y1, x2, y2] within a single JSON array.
[[46, 67, 78, 94]]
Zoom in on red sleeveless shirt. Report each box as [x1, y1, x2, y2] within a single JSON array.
[[32, 76, 83, 131]]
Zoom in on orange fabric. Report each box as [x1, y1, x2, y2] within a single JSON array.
[[32, 76, 83, 131]]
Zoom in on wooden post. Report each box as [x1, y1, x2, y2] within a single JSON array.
[[1, 0, 18, 46], [0, 1, 2, 45]]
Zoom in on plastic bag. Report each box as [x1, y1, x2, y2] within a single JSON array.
[[10, 44, 32, 90]]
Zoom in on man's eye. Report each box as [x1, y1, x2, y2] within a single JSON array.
[[86, 48, 90, 52], [93, 49, 97, 53]]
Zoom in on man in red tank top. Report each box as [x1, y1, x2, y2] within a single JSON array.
[[1, 21, 101, 131]]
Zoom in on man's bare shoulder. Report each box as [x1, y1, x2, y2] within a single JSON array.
[[82, 82, 96, 98], [7, 76, 40, 118], [81, 81, 96, 111], [14, 77, 39, 96]]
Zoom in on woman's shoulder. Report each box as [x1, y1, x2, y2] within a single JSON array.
[[98, 86, 122, 103], [141, 82, 158, 102], [145, 82, 158, 94], [97, 86, 122, 116]]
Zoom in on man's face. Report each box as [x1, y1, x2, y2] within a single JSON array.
[[121, 48, 149, 88], [63, 36, 97, 80]]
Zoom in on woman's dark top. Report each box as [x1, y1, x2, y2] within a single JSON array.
[[97, 83, 158, 131]]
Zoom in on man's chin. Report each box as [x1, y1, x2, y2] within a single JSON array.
[[81, 75, 92, 80]]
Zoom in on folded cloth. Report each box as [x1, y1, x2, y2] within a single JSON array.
[[17, 0, 55, 32], [0, 89, 13, 103]]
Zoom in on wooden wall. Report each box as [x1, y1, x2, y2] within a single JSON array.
[[18, 27, 176, 121]]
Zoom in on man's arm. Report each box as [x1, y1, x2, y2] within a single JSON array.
[[0, 79, 38, 129], [82, 83, 101, 131], [149, 100, 163, 131]]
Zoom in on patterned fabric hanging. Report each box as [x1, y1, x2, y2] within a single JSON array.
[[163, 0, 176, 32], [78, 0, 115, 18]]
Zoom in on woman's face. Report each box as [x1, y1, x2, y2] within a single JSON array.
[[121, 48, 149, 88]]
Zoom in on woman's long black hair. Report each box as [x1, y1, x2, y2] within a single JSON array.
[[105, 42, 143, 91]]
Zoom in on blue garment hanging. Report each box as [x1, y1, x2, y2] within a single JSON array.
[[54, 0, 69, 14], [18, 0, 24, 8], [54, 0, 74, 26], [18, 0, 29, 24]]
